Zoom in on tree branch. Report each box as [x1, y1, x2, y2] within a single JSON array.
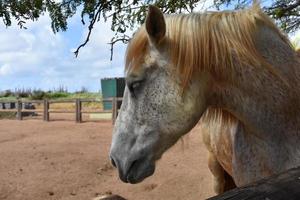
[[106, 5, 145, 19], [73, 2, 102, 57], [108, 36, 130, 61], [269, 0, 300, 13]]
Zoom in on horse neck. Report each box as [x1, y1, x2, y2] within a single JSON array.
[[209, 25, 300, 139]]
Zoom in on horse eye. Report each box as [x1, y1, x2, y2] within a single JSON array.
[[129, 81, 143, 97], [131, 82, 141, 90]]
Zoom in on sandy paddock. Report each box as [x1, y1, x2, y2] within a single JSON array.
[[0, 118, 214, 200]]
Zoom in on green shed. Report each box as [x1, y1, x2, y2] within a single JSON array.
[[101, 77, 125, 110]]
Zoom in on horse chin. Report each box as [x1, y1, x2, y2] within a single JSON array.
[[121, 160, 156, 184]]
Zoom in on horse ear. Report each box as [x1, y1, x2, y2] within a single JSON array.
[[145, 5, 166, 44]]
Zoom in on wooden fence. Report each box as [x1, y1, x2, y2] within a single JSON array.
[[209, 166, 300, 200], [0, 98, 122, 124]]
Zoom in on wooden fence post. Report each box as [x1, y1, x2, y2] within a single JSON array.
[[43, 99, 49, 121], [112, 97, 118, 125], [16, 100, 22, 120], [75, 99, 82, 123]]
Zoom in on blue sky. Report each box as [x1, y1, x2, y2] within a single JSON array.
[[0, 1, 299, 92]]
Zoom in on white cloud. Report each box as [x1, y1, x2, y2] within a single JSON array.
[[0, 64, 12, 76], [0, 11, 127, 92], [194, 0, 215, 12]]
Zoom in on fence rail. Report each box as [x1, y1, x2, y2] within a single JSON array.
[[0, 98, 122, 124], [209, 166, 300, 200]]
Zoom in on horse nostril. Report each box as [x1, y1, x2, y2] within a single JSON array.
[[128, 159, 138, 172], [110, 157, 117, 168]]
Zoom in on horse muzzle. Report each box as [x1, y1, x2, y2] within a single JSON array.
[[110, 153, 155, 184]]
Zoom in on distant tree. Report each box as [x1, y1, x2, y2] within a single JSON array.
[[14, 87, 32, 98], [1, 0, 299, 58], [76, 86, 88, 93], [55, 85, 68, 93], [30, 89, 46, 100], [1, 90, 13, 97]]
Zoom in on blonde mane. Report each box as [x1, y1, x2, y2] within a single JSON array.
[[126, 4, 291, 88], [125, 4, 294, 124]]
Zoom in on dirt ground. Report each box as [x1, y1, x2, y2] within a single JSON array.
[[0, 118, 214, 200]]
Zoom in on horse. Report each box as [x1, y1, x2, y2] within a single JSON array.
[[109, 3, 300, 195]]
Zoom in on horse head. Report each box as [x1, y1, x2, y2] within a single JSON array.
[[109, 6, 211, 184]]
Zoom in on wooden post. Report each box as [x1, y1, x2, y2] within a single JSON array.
[[16, 100, 22, 120], [43, 99, 49, 121], [75, 99, 82, 123], [112, 97, 118, 125]]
